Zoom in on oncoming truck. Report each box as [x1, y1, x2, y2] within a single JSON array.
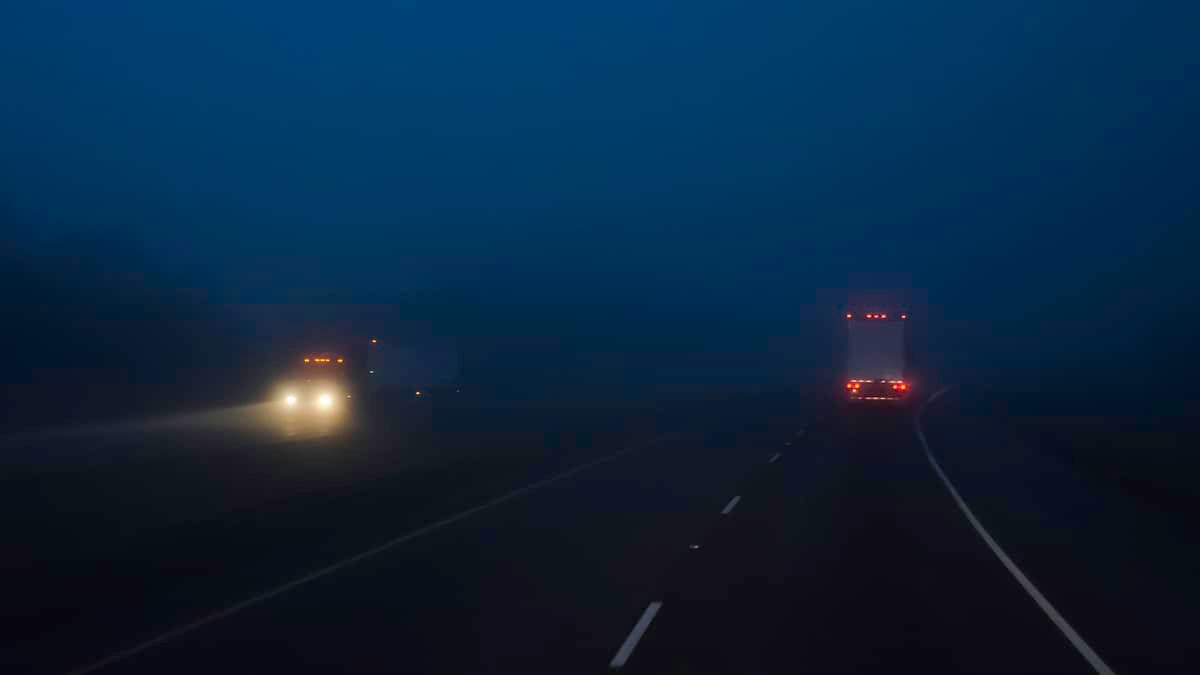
[[274, 337, 460, 412], [277, 352, 354, 412], [843, 312, 911, 402]]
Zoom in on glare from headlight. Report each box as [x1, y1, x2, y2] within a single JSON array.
[[284, 394, 298, 406], [317, 393, 333, 408]]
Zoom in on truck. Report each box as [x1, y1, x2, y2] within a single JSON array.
[[843, 312, 910, 402], [274, 337, 461, 412], [277, 352, 355, 413]]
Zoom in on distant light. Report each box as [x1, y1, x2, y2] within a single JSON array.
[[415, 390, 422, 397], [371, 338, 378, 344], [846, 313, 852, 319], [337, 358, 344, 363], [303, 358, 310, 363], [880, 314, 887, 319], [901, 314, 908, 319]]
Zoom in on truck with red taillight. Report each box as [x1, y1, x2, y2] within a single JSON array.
[[843, 312, 911, 401]]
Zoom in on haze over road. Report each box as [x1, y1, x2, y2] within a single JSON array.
[[4, 390, 1192, 675], [4, 3, 1198, 673]]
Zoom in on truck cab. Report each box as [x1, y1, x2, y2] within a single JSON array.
[[278, 353, 353, 412]]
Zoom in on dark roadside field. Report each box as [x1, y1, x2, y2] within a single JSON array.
[[948, 385, 1199, 521], [1008, 414, 1198, 519]]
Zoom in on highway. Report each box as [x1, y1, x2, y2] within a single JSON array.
[[3, 391, 1194, 674]]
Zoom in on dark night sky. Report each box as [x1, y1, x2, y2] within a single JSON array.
[[2, 1, 1199, 418]]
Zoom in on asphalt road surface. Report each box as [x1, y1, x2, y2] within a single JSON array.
[[3, 390, 1193, 674]]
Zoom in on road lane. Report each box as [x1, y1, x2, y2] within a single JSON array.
[[920, 389, 1200, 673], [18, 394, 812, 675], [915, 390, 1114, 675], [623, 407, 1097, 674]]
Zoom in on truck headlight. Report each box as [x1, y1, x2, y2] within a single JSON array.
[[317, 393, 333, 408], [284, 393, 298, 406]]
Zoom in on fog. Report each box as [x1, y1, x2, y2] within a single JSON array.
[[3, 1, 1199, 428]]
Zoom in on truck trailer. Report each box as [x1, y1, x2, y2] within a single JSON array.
[[843, 312, 910, 402]]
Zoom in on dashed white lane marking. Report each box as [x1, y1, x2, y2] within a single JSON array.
[[916, 387, 1117, 675], [609, 601, 663, 669], [64, 434, 683, 675], [769, 452, 782, 464], [721, 495, 741, 515]]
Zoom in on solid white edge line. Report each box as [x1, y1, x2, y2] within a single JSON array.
[[721, 495, 741, 515], [769, 452, 781, 464], [609, 601, 663, 669], [916, 387, 1117, 675], [63, 433, 684, 675]]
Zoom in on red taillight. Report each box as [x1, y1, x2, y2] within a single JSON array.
[[900, 383, 908, 390], [846, 382, 854, 389], [846, 313, 852, 319]]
